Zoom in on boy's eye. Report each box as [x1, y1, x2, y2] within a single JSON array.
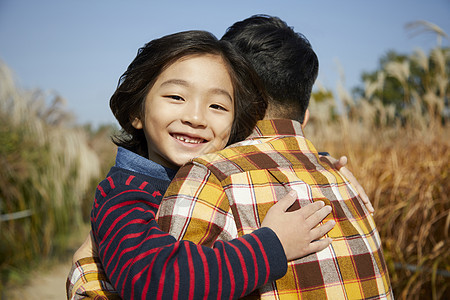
[[210, 104, 228, 111], [166, 95, 184, 101]]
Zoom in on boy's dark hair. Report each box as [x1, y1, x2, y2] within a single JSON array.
[[110, 30, 267, 157], [222, 15, 319, 123]]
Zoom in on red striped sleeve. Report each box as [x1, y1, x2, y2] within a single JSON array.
[[198, 246, 210, 298], [125, 175, 135, 185], [107, 176, 115, 189], [221, 240, 235, 299], [173, 259, 180, 299], [214, 247, 223, 299], [239, 237, 259, 292], [252, 232, 271, 284], [228, 243, 248, 298], [98, 185, 106, 197], [157, 245, 178, 300], [185, 245, 195, 300]]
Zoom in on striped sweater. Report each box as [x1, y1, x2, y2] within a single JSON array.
[[91, 166, 288, 299]]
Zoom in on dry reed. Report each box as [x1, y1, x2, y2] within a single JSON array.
[[0, 61, 104, 291], [306, 45, 449, 299]]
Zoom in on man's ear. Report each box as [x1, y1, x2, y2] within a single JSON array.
[[301, 109, 309, 129], [131, 117, 143, 129]]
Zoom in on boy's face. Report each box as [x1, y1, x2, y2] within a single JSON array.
[[132, 54, 234, 169]]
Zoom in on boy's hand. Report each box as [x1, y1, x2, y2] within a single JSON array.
[[261, 190, 335, 261], [72, 231, 98, 264], [321, 154, 374, 214]]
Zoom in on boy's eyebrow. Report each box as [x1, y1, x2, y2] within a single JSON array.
[[160, 79, 233, 102], [160, 79, 189, 88], [209, 88, 233, 102]]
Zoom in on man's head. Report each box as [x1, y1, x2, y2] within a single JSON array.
[[222, 15, 318, 123]]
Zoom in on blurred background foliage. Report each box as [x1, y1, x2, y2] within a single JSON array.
[[306, 22, 449, 300], [0, 63, 117, 294], [0, 21, 448, 299]]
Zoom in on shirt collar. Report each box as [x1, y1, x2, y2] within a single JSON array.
[[115, 147, 177, 181], [247, 119, 305, 139]]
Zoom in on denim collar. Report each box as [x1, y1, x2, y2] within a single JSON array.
[[115, 147, 177, 181]]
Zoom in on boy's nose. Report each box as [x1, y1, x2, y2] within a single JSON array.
[[181, 103, 207, 128]]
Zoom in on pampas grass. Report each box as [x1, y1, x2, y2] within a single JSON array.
[[0, 61, 106, 290], [306, 43, 449, 299]]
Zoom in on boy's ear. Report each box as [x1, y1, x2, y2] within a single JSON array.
[[131, 117, 143, 129], [301, 109, 309, 129]]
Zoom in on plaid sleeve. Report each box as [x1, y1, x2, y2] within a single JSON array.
[[66, 257, 120, 300]]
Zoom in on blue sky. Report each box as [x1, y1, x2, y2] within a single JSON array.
[[0, 0, 449, 126]]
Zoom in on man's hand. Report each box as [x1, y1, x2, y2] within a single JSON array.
[[72, 231, 98, 264], [322, 155, 374, 214], [261, 190, 335, 261]]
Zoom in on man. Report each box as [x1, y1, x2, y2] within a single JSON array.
[[158, 15, 392, 299]]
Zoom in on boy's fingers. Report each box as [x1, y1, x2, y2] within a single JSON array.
[[310, 220, 335, 240], [307, 238, 333, 254], [274, 190, 298, 211], [304, 205, 332, 227], [295, 200, 325, 219]]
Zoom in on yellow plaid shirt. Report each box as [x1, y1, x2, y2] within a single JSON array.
[[66, 257, 120, 300], [158, 119, 393, 299]]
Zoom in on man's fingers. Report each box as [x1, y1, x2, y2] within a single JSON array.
[[337, 156, 348, 169], [321, 155, 347, 170], [90, 230, 99, 257], [340, 167, 374, 214], [73, 232, 95, 263], [356, 187, 374, 213]]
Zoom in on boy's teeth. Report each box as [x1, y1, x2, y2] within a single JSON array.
[[175, 135, 202, 144]]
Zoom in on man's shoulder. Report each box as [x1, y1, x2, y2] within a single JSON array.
[[189, 138, 286, 180], [188, 134, 326, 182]]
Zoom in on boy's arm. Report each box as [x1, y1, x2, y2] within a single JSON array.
[[69, 188, 332, 300], [92, 170, 288, 300]]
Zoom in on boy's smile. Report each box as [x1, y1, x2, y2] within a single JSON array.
[[172, 133, 206, 144], [132, 54, 235, 169]]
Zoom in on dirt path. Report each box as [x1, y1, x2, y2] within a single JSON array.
[[4, 260, 72, 299], [3, 226, 91, 299]]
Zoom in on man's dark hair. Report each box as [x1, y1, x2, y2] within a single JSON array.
[[222, 15, 318, 122], [110, 30, 267, 156]]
